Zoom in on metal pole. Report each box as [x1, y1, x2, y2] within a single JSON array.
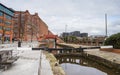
[[65, 25, 67, 33], [105, 14, 108, 37], [65, 25, 68, 42]]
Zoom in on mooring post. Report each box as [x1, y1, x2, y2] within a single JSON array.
[[81, 48, 84, 52], [55, 38, 57, 48], [79, 47, 83, 52], [60, 49, 62, 54]]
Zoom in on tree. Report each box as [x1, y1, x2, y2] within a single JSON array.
[[104, 33, 120, 49], [1, 26, 5, 44]]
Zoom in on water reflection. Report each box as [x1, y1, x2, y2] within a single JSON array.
[[56, 56, 119, 75], [61, 63, 107, 75]]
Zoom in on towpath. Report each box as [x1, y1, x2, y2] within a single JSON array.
[[0, 41, 53, 75]]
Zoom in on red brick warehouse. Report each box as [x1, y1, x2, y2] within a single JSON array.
[[13, 10, 49, 41]]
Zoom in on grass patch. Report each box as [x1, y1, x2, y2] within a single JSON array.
[[44, 51, 66, 75]]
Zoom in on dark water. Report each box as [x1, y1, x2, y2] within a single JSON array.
[[56, 56, 119, 75]]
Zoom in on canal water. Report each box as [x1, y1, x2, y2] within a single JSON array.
[[56, 56, 119, 75]]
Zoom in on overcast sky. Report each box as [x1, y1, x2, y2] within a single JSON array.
[[1, 0, 120, 36]]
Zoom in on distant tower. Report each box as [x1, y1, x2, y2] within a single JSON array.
[[65, 25, 67, 33], [105, 14, 108, 37]]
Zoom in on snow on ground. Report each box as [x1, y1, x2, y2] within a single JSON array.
[[0, 42, 53, 75], [40, 51, 53, 75], [1, 50, 40, 75]]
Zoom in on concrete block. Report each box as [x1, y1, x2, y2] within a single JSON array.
[[100, 46, 113, 48]]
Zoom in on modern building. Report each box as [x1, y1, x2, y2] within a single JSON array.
[[61, 31, 88, 38], [0, 3, 14, 43], [80, 33, 88, 37], [70, 31, 80, 37], [13, 10, 49, 41], [61, 32, 70, 37]]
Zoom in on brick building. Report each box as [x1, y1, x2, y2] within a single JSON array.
[[0, 3, 62, 45], [0, 3, 14, 43], [13, 10, 49, 41]]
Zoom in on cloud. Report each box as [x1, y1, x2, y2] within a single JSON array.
[[1, 0, 120, 36]]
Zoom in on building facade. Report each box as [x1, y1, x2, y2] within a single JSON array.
[[70, 31, 80, 37], [0, 3, 14, 43], [13, 10, 49, 41], [61, 32, 70, 37], [61, 31, 88, 37], [80, 33, 88, 37]]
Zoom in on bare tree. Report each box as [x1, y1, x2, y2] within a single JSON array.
[[1, 26, 5, 44]]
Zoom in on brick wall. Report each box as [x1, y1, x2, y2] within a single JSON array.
[[13, 10, 49, 41]]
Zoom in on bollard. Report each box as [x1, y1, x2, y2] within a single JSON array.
[[18, 41, 21, 47]]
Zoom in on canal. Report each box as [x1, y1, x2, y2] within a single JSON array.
[[56, 55, 120, 75]]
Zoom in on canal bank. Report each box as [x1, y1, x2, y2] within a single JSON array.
[[44, 51, 66, 75], [85, 50, 120, 73], [55, 54, 118, 75], [57, 43, 120, 74]]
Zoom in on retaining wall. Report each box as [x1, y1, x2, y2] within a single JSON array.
[[82, 53, 120, 72], [100, 48, 120, 53], [55, 53, 120, 73]]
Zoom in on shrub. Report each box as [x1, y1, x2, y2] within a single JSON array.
[[104, 33, 120, 49]]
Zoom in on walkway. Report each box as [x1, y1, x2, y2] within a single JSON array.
[[0, 41, 53, 75]]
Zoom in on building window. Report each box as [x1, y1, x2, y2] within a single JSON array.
[[4, 8, 14, 16], [21, 14, 25, 17], [5, 27, 11, 31], [0, 5, 14, 16], [15, 14, 19, 16], [0, 5, 4, 12], [0, 12, 3, 16], [0, 26, 2, 30], [5, 15, 12, 20], [5, 21, 11, 25], [5, 37, 10, 41], [0, 19, 3, 23]]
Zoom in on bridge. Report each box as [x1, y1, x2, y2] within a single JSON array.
[[32, 46, 100, 54]]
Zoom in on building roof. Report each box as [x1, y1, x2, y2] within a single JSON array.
[[0, 3, 14, 12]]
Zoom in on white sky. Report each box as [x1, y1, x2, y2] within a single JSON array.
[[1, 0, 120, 36]]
